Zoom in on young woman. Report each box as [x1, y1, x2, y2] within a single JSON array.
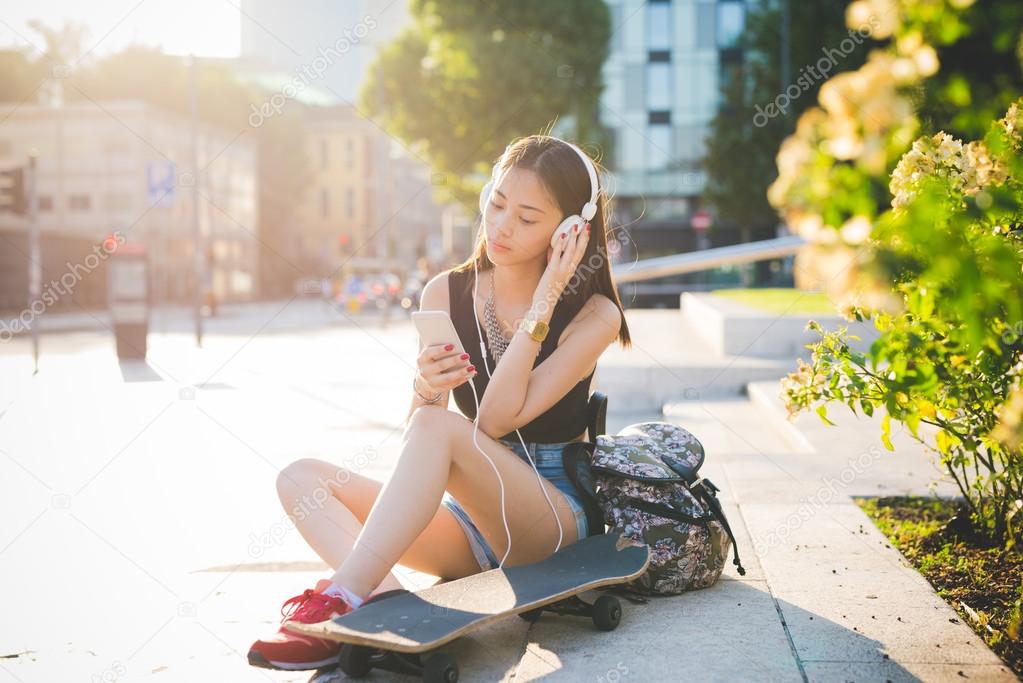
[[248, 134, 632, 671]]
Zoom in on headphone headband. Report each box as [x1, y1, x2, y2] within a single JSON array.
[[479, 136, 598, 222]]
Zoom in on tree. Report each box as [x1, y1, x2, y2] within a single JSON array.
[[703, 0, 870, 236], [359, 0, 611, 211]]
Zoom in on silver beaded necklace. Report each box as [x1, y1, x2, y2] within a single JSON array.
[[483, 271, 511, 365]]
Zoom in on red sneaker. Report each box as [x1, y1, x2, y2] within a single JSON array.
[[248, 579, 365, 671]]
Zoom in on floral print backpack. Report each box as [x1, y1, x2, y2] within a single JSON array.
[[564, 421, 746, 596]]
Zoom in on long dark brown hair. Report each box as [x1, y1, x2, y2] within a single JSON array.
[[452, 134, 632, 349]]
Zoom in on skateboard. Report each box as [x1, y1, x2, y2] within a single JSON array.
[[289, 532, 650, 682]]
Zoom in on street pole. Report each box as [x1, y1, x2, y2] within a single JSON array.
[[189, 54, 203, 348], [27, 152, 39, 374], [780, 0, 790, 99]]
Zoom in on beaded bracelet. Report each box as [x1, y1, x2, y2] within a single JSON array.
[[413, 371, 442, 404]]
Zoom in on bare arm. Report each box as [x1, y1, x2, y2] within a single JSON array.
[[476, 293, 621, 438]]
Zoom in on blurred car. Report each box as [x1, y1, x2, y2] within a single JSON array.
[[368, 273, 401, 308], [334, 272, 401, 312], [336, 274, 369, 312]]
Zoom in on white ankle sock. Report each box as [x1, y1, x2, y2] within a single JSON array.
[[323, 581, 365, 608]]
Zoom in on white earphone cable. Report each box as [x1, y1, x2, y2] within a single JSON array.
[[469, 259, 564, 568]]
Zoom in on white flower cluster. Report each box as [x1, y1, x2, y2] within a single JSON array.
[[889, 132, 1008, 209]]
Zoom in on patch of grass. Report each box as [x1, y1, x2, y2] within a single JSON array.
[[857, 496, 1022, 675], [710, 288, 838, 315]]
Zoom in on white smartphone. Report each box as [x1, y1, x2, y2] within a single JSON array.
[[411, 310, 466, 355]]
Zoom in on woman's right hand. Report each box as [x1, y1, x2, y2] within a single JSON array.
[[416, 343, 477, 394]]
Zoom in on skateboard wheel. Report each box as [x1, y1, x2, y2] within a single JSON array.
[[338, 643, 374, 678], [591, 595, 622, 631], [422, 652, 458, 683], [518, 607, 543, 623]]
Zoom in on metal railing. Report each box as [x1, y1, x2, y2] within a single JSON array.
[[610, 235, 805, 283]]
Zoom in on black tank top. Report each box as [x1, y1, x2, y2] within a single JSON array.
[[447, 266, 594, 443]]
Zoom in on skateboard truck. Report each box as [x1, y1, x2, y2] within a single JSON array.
[[517, 593, 623, 630]]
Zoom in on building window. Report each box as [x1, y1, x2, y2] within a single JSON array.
[[320, 187, 329, 219], [647, 125, 673, 171], [648, 50, 670, 63], [624, 63, 645, 111], [346, 138, 355, 169], [320, 138, 329, 170], [649, 111, 672, 125], [69, 194, 91, 211], [716, 1, 745, 50], [104, 193, 133, 211], [38, 195, 53, 211], [696, 2, 716, 50], [646, 62, 672, 111], [646, 1, 671, 52], [346, 187, 355, 218]]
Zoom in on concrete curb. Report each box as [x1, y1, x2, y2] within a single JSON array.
[[680, 292, 879, 359]]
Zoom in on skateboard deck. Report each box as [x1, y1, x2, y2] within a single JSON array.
[[287, 532, 649, 654]]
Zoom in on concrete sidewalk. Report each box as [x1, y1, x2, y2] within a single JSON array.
[[1, 310, 1016, 682], [7, 401, 1011, 683]]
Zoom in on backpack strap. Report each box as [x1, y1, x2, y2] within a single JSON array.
[[561, 442, 606, 536], [690, 479, 746, 576], [661, 452, 747, 578]]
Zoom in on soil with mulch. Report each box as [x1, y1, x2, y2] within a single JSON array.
[[855, 496, 1022, 676]]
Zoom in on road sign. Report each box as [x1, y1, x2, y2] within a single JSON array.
[[146, 161, 176, 208], [691, 210, 712, 231]]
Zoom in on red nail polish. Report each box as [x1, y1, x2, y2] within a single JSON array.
[[561, 233, 566, 239], [467, 365, 476, 372], [573, 224, 578, 232], [444, 343, 454, 351], [460, 353, 469, 360]]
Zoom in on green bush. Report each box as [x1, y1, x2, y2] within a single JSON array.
[[771, 0, 1023, 547]]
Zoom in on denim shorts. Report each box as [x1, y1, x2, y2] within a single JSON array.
[[440, 437, 590, 571]]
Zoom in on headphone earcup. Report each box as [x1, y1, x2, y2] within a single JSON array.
[[550, 214, 582, 249], [479, 179, 493, 215]]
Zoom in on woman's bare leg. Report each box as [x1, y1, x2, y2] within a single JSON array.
[[277, 463, 406, 593], [277, 454, 482, 593], [330, 405, 581, 598]]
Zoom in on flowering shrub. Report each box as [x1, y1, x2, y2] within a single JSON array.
[[774, 0, 1023, 546]]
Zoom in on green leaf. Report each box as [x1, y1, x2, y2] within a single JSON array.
[[816, 404, 836, 426]]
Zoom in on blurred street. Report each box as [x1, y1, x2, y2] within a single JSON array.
[[0, 300, 435, 679]]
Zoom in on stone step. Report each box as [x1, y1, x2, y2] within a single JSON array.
[[595, 309, 792, 411]]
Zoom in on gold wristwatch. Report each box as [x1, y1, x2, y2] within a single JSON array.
[[518, 317, 550, 343]]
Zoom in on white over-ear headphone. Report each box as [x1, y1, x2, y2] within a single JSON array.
[[464, 136, 600, 568], [478, 138, 599, 249]]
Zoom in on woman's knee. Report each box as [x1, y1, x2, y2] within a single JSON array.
[[276, 457, 321, 496], [277, 457, 373, 512], [405, 405, 462, 452], [276, 457, 356, 501]]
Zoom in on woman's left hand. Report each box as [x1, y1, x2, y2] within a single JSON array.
[[535, 220, 591, 308]]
